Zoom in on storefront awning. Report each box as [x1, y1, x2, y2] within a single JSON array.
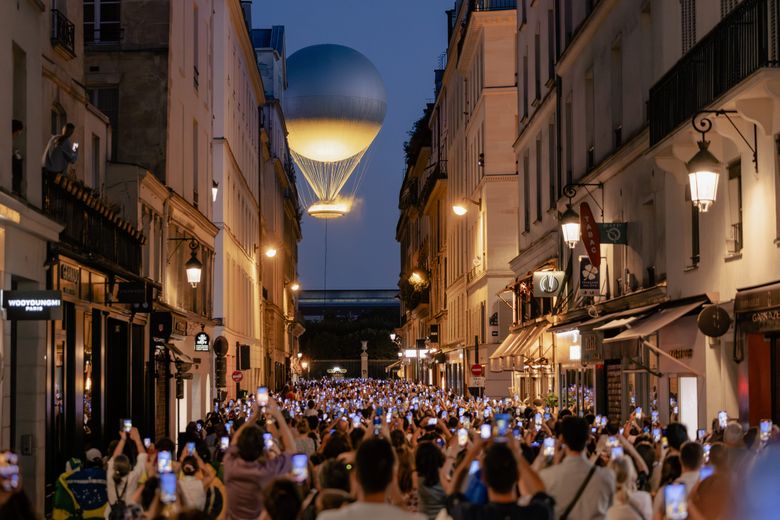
[[489, 332, 522, 361], [579, 303, 659, 329], [604, 300, 706, 343], [385, 359, 402, 372], [505, 322, 550, 359]]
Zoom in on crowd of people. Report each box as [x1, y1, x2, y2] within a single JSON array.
[[1, 378, 779, 519]]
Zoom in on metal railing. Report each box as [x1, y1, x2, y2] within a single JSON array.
[[43, 172, 143, 273], [418, 161, 447, 210], [473, 0, 517, 11], [649, 0, 779, 145], [51, 9, 76, 57]]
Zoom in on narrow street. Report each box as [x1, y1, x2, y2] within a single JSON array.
[[0, 0, 779, 518]]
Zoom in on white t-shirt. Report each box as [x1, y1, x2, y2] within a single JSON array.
[[318, 501, 426, 520], [179, 475, 207, 511], [104, 453, 148, 519]]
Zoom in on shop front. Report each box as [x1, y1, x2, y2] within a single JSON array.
[[489, 320, 553, 404], [443, 348, 465, 396], [735, 282, 780, 425], [46, 256, 147, 493]]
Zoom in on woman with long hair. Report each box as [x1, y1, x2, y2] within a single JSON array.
[[606, 456, 652, 520]]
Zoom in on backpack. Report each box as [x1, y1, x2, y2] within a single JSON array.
[[108, 480, 128, 520]]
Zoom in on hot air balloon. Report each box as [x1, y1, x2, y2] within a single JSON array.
[[284, 44, 387, 218]]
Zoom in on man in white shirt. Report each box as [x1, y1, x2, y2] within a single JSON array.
[[653, 441, 703, 519], [539, 416, 615, 519], [318, 436, 425, 520]]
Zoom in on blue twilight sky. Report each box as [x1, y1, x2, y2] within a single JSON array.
[[252, 0, 452, 290]]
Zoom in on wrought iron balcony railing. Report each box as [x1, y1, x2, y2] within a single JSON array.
[[51, 9, 76, 58], [649, 0, 779, 145], [43, 172, 143, 273]]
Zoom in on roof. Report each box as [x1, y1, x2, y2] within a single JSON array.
[[251, 26, 285, 54]]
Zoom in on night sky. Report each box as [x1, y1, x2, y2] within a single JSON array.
[[252, 0, 452, 290]]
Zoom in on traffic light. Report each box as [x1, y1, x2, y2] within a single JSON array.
[[214, 355, 227, 388]]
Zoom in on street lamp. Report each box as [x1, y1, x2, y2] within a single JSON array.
[[169, 237, 203, 288], [390, 333, 397, 342], [687, 109, 757, 212], [559, 183, 603, 249], [560, 204, 581, 249], [265, 246, 278, 258], [451, 197, 481, 216], [297, 352, 303, 359]]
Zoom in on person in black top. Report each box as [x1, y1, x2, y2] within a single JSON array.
[[445, 437, 554, 520]]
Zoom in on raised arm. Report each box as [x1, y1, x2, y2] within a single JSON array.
[[269, 398, 296, 453]]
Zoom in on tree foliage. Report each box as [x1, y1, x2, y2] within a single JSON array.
[[403, 104, 433, 170], [299, 309, 399, 360]]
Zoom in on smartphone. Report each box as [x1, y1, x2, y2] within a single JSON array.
[[700, 465, 714, 480], [160, 472, 177, 504], [664, 483, 688, 520], [385, 413, 392, 424], [427, 418, 437, 427], [512, 428, 522, 440], [544, 412, 551, 421], [653, 428, 661, 443], [406, 413, 413, 424], [651, 410, 659, 425], [480, 423, 491, 440], [635, 407, 642, 421], [352, 415, 361, 428], [441, 411, 448, 419], [543, 437, 555, 459], [257, 386, 269, 407], [601, 416, 608, 427], [72, 142, 79, 152], [483, 409, 490, 418], [760, 419, 772, 442], [495, 414, 510, 437], [534, 413, 542, 431], [662, 436, 669, 450], [121, 419, 132, 433], [220, 436, 229, 450], [291, 453, 309, 483], [458, 428, 468, 447], [143, 438, 151, 449], [157, 450, 172, 474], [186, 442, 195, 455], [718, 411, 728, 429], [607, 436, 619, 449], [595, 415, 602, 426], [697, 429, 706, 442], [703, 443, 711, 463], [376, 407, 383, 417], [226, 421, 233, 434], [611, 446, 624, 460]]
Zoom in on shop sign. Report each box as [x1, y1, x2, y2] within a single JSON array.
[[59, 262, 80, 297], [195, 332, 210, 352], [598, 223, 628, 245], [741, 309, 780, 333], [472, 376, 485, 387], [173, 316, 188, 338], [669, 348, 693, 359], [581, 330, 603, 363], [2, 290, 63, 320], [579, 256, 600, 297], [116, 282, 147, 304], [580, 202, 600, 266], [533, 271, 565, 298]]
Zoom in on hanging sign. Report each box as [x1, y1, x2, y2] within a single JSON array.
[[579, 256, 600, 297], [580, 202, 600, 266], [2, 290, 63, 320], [598, 223, 628, 245], [194, 331, 210, 352], [533, 271, 565, 297]]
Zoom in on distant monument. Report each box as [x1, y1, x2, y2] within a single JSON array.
[[361, 340, 368, 379]]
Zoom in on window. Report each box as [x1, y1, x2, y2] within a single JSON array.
[[681, 0, 696, 53], [88, 88, 119, 158], [193, 121, 199, 207], [51, 104, 66, 136], [611, 40, 623, 149], [727, 161, 743, 253], [535, 136, 542, 222], [194, 4, 200, 90], [547, 10, 555, 81], [549, 123, 556, 209], [534, 31, 541, 100], [522, 50, 529, 118], [84, 0, 121, 44], [91, 134, 101, 190], [523, 152, 530, 232], [685, 186, 700, 266]]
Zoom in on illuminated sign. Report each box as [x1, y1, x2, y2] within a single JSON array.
[[2, 290, 63, 320], [195, 332, 210, 352]]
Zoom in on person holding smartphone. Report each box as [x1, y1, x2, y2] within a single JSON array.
[[222, 396, 297, 520], [42, 123, 79, 175], [106, 426, 147, 518], [178, 450, 216, 512], [652, 442, 703, 519]]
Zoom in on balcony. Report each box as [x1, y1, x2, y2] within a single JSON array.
[[649, 0, 779, 145], [473, 0, 517, 11], [418, 161, 447, 211], [43, 172, 143, 274], [51, 9, 76, 59]]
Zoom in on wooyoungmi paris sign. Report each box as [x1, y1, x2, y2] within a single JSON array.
[[2, 290, 63, 320]]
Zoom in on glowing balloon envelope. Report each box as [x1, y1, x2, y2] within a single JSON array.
[[284, 44, 387, 218]]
